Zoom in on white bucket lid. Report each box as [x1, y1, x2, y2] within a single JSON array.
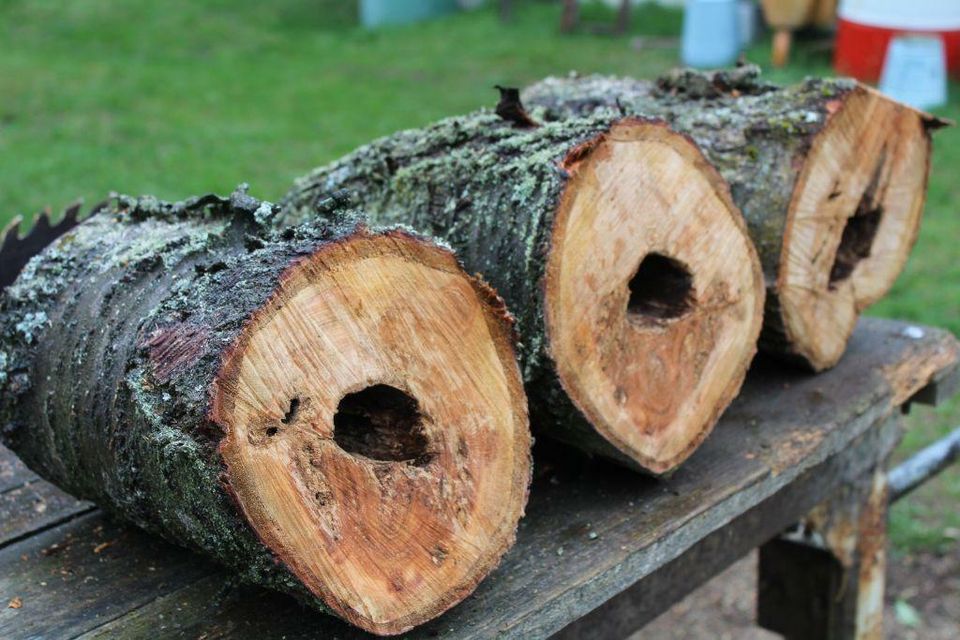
[[839, 0, 960, 30]]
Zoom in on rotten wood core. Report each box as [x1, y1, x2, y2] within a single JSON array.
[[0, 193, 531, 637], [544, 121, 764, 470], [522, 72, 935, 371], [213, 234, 531, 634], [281, 116, 764, 474]]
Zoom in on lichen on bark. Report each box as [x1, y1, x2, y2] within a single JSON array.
[[0, 186, 400, 612], [524, 67, 856, 279]]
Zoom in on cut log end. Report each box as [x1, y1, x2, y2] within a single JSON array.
[[211, 231, 531, 635], [779, 87, 931, 371], [545, 119, 765, 473]]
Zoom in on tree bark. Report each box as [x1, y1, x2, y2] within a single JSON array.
[[521, 67, 938, 371], [0, 188, 531, 636], [281, 113, 764, 474]]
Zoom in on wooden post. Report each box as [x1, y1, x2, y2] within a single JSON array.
[[560, 0, 579, 32], [615, 0, 631, 35], [559, 0, 631, 35], [758, 466, 890, 639], [499, 0, 512, 23], [772, 29, 793, 67]]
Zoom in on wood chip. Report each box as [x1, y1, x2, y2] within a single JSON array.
[[8, 597, 22, 609], [93, 540, 115, 554], [41, 542, 64, 556]]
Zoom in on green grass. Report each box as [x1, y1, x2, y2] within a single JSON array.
[[889, 397, 960, 552], [0, 0, 680, 216], [1, 0, 958, 551]]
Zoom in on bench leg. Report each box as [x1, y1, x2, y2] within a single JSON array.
[[757, 467, 889, 640]]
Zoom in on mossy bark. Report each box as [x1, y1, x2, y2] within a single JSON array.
[[520, 68, 858, 362], [0, 188, 400, 614], [280, 112, 647, 466]]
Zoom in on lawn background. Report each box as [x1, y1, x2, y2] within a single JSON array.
[[1, 0, 957, 551]]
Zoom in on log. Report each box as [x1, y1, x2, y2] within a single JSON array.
[[522, 67, 939, 371], [0, 188, 531, 636], [280, 113, 765, 474]]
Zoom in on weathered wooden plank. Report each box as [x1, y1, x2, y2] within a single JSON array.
[[552, 415, 902, 639], [0, 479, 93, 547], [874, 321, 960, 407], [907, 362, 960, 408], [76, 577, 329, 640], [0, 445, 35, 493], [2, 318, 957, 639], [0, 513, 214, 639]]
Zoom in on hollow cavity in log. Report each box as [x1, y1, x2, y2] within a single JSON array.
[[829, 206, 882, 287], [627, 253, 695, 323], [333, 384, 431, 464]]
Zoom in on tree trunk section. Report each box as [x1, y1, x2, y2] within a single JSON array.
[[0, 189, 531, 636], [281, 114, 764, 474], [522, 67, 937, 371]]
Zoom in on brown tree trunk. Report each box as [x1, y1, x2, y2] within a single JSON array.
[[0, 189, 531, 636], [560, 0, 579, 32], [281, 114, 765, 474], [523, 67, 940, 370]]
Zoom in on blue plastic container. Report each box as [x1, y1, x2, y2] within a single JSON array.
[[879, 35, 948, 111], [360, 0, 459, 28], [681, 0, 741, 68]]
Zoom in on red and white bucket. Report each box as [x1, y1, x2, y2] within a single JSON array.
[[835, 0, 960, 81]]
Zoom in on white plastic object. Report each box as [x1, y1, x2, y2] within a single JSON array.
[[879, 35, 948, 111]]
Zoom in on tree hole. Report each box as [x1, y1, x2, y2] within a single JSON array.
[[627, 253, 694, 322], [829, 203, 882, 287], [280, 397, 300, 424], [333, 385, 431, 464]]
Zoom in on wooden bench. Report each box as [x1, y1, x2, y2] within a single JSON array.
[[1, 317, 958, 639]]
